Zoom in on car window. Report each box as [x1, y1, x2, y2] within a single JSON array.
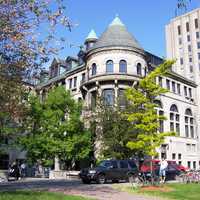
[[128, 160, 137, 169], [99, 161, 112, 167], [119, 160, 128, 168], [111, 161, 118, 168]]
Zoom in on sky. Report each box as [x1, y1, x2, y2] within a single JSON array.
[[52, 0, 200, 61]]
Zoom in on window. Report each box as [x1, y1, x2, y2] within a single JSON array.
[[177, 83, 181, 94], [188, 45, 191, 52], [82, 73, 85, 83], [158, 77, 162, 87], [185, 109, 194, 138], [91, 63, 97, 76], [179, 38, 182, 45], [119, 60, 127, 73], [172, 81, 176, 93], [136, 63, 142, 75], [189, 57, 192, 62], [118, 89, 126, 107], [166, 79, 170, 90], [196, 32, 199, 39], [103, 89, 114, 106], [91, 91, 97, 110], [172, 153, 176, 160], [187, 35, 191, 42], [73, 77, 77, 88], [195, 18, 198, 29], [198, 53, 200, 60], [106, 60, 113, 73], [180, 57, 183, 65], [155, 100, 164, 133], [190, 65, 193, 73], [186, 22, 190, 32], [184, 86, 187, 96], [193, 161, 196, 170], [111, 161, 118, 168], [69, 78, 72, 89], [187, 161, 191, 169], [0, 154, 9, 169], [119, 160, 128, 168], [178, 25, 181, 35], [170, 105, 180, 135], [197, 42, 200, 49], [178, 154, 182, 160], [189, 88, 192, 97]]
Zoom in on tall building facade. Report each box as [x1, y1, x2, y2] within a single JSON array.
[[166, 8, 200, 169]]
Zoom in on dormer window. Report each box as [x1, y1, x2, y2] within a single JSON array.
[[106, 60, 113, 73], [119, 60, 127, 73]]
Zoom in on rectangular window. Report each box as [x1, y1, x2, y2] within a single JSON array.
[[73, 77, 77, 88], [103, 89, 114, 106], [189, 57, 192, 62], [170, 122, 174, 132], [91, 91, 97, 110], [189, 88, 192, 97], [186, 22, 190, 32], [82, 73, 85, 83], [178, 154, 182, 160], [190, 126, 194, 138], [177, 84, 181, 94], [180, 57, 183, 65], [195, 18, 198, 29], [184, 86, 187, 96], [172, 81, 176, 93], [179, 38, 182, 45], [197, 42, 200, 49], [198, 53, 200, 60], [188, 161, 191, 168], [172, 153, 176, 160], [178, 25, 181, 35], [190, 65, 193, 73], [186, 144, 191, 151], [188, 45, 191, 52], [176, 123, 180, 134], [166, 79, 170, 90], [69, 78, 72, 89], [118, 89, 126, 107], [158, 77, 162, 87], [187, 35, 191, 42], [185, 125, 189, 137], [193, 161, 196, 170], [196, 32, 199, 39]]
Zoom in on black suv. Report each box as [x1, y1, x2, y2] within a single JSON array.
[[79, 159, 138, 184]]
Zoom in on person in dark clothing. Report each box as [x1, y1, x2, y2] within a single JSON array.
[[8, 162, 20, 180]]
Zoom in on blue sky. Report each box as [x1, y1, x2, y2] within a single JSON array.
[[53, 0, 199, 61]]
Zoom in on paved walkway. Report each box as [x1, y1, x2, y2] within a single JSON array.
[[0, 178, 162, 200]]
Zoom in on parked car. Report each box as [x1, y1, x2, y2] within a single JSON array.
[[79, 159, 138, 184], [167, 161, 188, 172], [140, 159, 181, 180]]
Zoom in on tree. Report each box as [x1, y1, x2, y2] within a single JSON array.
[[89, 94, 137, 161], [0, 0, 72, 142], [19, 86, 92, 168], [125, 60, 175, 182]]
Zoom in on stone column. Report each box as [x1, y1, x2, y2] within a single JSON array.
[[54, 156, 60, 171]]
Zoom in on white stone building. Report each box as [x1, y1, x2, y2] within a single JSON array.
[[33, 15, 200, 170]]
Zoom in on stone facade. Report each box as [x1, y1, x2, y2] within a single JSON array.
[[34, 15, 200, 170]]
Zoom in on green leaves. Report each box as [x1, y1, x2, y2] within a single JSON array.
[[125, 60, 175, 157], [20, 86, 92, 166]]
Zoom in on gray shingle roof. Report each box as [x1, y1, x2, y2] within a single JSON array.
[[91, 16, 143, 51]]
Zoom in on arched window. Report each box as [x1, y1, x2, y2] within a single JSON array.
[[119, 60, 127, 73], [170, 104, 180, 135], [91, 63, 97, 76], [185, 108, 194, 138], [155, 100, 164, 132], [136, 63, 142, 75], [106, 60, 113, 73]]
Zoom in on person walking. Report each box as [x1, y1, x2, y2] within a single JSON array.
[[159, 157, 168, 183]]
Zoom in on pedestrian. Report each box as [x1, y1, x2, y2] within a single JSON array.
[[20, 162, 26, 178], [159, 157, 168, 183]]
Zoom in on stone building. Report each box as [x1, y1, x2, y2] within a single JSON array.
[[34, 15, 200, 170]]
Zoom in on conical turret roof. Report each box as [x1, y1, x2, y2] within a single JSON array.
[[92, 16, 143, 50]]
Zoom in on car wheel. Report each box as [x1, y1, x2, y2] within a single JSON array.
[[97, 174, 106, 184], [82, 179, 91, 184]]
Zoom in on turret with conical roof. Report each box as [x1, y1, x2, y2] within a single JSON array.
[[91, 16, 143, 51], [85, 29, 98, 50]]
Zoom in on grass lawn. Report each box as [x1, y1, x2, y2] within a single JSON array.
[[114, 183, 200, 200], [0, 191, 94, 200]]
